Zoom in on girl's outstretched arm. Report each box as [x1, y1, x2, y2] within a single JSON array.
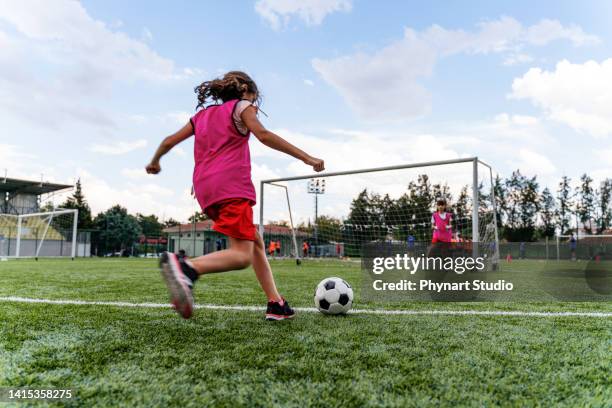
[[241, 106, 325, 172], [146, 122, 194, 174]]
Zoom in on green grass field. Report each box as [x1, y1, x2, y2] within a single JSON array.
[[0, 258, 611, 407]]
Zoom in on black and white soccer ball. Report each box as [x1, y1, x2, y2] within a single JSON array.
[[314, 277, 354, 315]]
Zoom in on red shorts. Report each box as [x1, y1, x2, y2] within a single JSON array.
[[205, 198, 256, 241]]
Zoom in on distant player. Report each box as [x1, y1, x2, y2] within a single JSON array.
[[302, 241, 309, 258], [147, 71, 324, 320], [428, 199, 453, 258], [431, 198, 453, 244], [268, 240, 276, 257], [406, 234, 415, 256], [569, 234, 577, 261]]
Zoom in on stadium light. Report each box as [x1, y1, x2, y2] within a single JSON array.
[[307, 178, 326, 194], [307, 178, 326, 250]]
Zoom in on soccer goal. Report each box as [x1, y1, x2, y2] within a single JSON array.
[[259, 157, 500, 264], [556, 234, 612, 261], [0, 209, 78, 259]]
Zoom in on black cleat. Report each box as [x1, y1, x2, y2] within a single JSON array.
[[265, 298, 296, 321], [160, 251, 195, 319]]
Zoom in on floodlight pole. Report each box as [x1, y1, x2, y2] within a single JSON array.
[[314, 192, 318, 244], [308, 178, 325, 255]]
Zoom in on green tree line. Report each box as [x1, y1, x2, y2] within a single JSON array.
[[305, 171, 612, 247], [48, 171, 612, 255]]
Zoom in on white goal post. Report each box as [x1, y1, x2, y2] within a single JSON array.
[[259, 157, 500, 264], [0, 209, 78, 259]]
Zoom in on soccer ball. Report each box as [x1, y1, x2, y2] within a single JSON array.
[[314, 277, 354, 314]]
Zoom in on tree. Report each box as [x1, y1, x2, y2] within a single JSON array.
[[576, 174, 595, 234], [493, 175, 507, 232], [296, 220, 313, 235], [504, 170, 538, 241], [268, 220, 290, 227], [452, 185, 471, 237], [316, 215, 343, 243], [136, 214, 163, 237], [556, 176, 573, 235], [344, 189, 387, 255], [163, 218, 180, 228], [188, 211, 208, 223], [61, 179, 93, 229], [405, 175, 436, 240], [40, 202, 56, 212], [519, 175, 539, 231], [504, 170, 523, 232], [595, 179, 612, 233], [539, 188, 556, 238], [94, 205, 142, 255], [477, 181, 491, 214]]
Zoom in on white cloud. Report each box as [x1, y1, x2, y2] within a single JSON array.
[[79, 170, 195, 220], [511, 115, 539, 126], [0, 143, 36, 165], [251, 127, 469, 223], [121, 168, 149, 180], [590, 168, 612, 185], [522, 19, 599, 47], [303, 79, 315, 86], [141, 27, 153, 42], [0, 0, 179, 82], [255, 0, 352, 30], [503, 53, 534, 66], [510, 148, 556, 175], [90, 139, 147, 155], [173, 146, 187, 157], [0, 144, 72, 186], [312, 17, 598, 121], [510, 59, 612, 138], [493, 113, 539, 126], [165, 111, 192, 125], [0, 0, 199, 129]]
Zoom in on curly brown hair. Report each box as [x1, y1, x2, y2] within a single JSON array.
[[194, 71, 261, 110]]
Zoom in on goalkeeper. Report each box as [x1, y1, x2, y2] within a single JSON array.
[[431, 198, 453, 243]]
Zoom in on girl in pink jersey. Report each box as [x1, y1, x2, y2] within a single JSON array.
[[146, 71, 324, 320], [431, 198, 453, 243]]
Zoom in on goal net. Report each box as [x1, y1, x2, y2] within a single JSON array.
[[556, 234, 612, 261], [259, 157, 500, 265], [0, 209, 78, 259]]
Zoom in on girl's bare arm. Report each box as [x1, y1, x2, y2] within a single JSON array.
[[241, 106, 324, 172], [146, 122, 194, 174]]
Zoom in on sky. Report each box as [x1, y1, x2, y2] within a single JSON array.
[[1, 0, 611, 223]]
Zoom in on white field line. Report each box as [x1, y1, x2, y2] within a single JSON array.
[[0, 296, 611, 318]]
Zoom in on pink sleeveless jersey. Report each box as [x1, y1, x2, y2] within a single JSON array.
[[191, 99, 256, 211], [432, 211, 452, 242]]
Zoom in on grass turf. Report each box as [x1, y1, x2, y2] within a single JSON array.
[[0, 258, 611, 407]]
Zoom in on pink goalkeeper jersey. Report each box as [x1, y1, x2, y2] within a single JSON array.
[[191, 99, 256, 211], [432, 211, 453, 242]]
